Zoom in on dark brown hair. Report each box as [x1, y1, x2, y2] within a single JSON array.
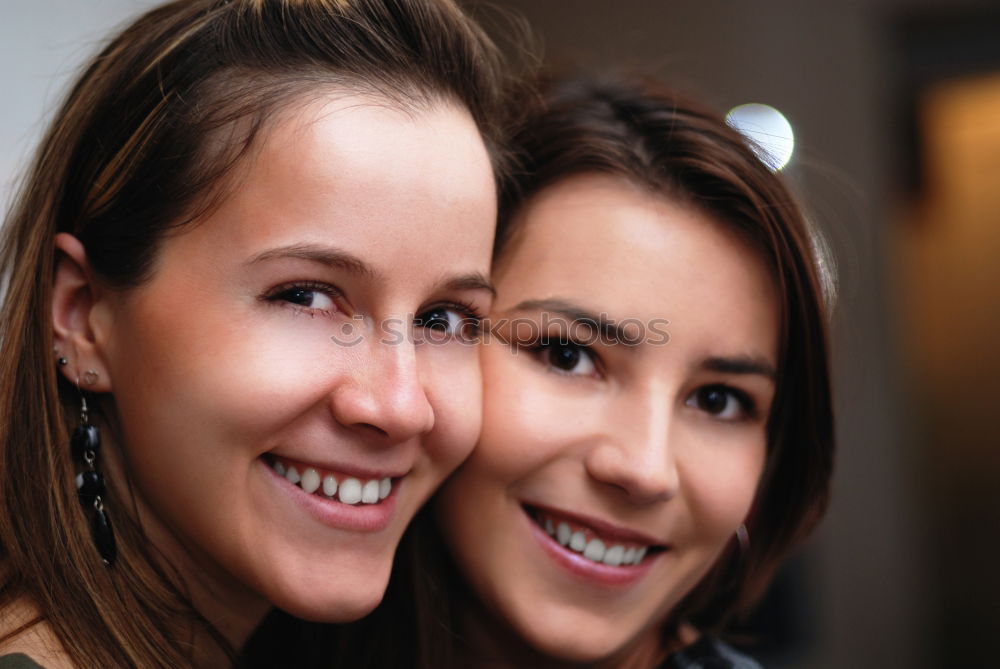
[[0, 1, 505, 666], [495, 72, 835, 633]]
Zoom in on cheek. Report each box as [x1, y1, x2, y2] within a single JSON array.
[[478, 346, 583, 474], [476, 370, 540, 484], [679, 436, 765, 540], [103, 290, 375, 494], [111, 312, 331, 430], [421, 343, 484, 469], [435, 348, 529, 559]]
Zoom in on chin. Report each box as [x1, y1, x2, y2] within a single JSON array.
[[513, 612, 637, 664], [291, 592, 385, 623], [271, 582, 388, 623], [543, 637, 622, 664], [264, 556, 394, 623]]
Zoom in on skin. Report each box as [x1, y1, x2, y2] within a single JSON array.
[[49, 93, 497, 651], [436, 174, 779, 668]]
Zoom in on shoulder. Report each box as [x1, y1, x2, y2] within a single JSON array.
[[0, 654, 47, 669], [0, 600, 74, 669], [661, 636, 763, 669]]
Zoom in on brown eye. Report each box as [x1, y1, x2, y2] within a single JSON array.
[[687, 385, 753, 421], [414, 304, 481, 340], [534, 341, 597, 376], [267, 283, 338, 313], [283, 288, 317, 306], [549, 344, 580, 370], [415, 307, 454, 332]]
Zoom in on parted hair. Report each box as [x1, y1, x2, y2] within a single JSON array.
[[497, 73, 835, 634], [0, 0, 506, 666]]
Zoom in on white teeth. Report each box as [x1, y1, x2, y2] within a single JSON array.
[[538, 513, 650, 567], [322, 474, 338, 497], [300, 468, 320, 494], [361, 479, 380, 504], [583, 538, 606, 562], [338, 478, 362, 505], [275, 460, 393, 505], [603, 544, 625, 567]]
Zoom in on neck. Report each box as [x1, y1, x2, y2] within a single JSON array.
[[185, 570, 271, 662], [452, 589, 669, 669], [142, 515, 272, 657], [103, 439, 271, 659]]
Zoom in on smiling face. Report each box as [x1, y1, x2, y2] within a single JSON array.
[[436, 174, 779, 665], [89, 94, 496, 629]]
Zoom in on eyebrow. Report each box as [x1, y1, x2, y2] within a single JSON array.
[[442, 273, 496, 298], [700, 355, 777, 381], [508, 298, 778, 375], [248, 243, 378, 279], [247, 243, 494, 296], [508, 298, 641, 346]]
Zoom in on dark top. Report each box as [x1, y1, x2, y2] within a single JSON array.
[[662, 636, 763, 669], [0, 655, 46, 669]]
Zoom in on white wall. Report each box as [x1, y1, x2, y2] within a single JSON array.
[[0, 1, 161, 214]]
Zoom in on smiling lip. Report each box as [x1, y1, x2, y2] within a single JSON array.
[[526, 503, 665, 546], [521, 504, 666, 587], [263, 457, 399, 532]]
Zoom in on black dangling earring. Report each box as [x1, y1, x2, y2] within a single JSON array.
[[71, 374, 117, 567]]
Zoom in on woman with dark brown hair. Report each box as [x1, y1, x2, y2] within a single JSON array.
[[0, 0, 509, 666], [423, 73, 835, 668]]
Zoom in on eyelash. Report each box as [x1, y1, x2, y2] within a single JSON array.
[[686, 384, 759, 422], [261, 281, 343, 317], [414, 299, 485, 337], [525, 339, 759, 421], [524, 338, 602, 378], [263, 284, 485, 336]]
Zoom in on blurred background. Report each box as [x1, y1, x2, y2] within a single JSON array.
[[3, 1, 999, 667]]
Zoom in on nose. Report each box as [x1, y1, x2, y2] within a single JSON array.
[[329, 337, 434, 444], [583, 390, 679, 505]]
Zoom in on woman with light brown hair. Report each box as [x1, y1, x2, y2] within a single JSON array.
[[0, 0, 509, 666]]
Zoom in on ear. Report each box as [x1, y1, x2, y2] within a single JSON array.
[[52, 233, 114, 392]]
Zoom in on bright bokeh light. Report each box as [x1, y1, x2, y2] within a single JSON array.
[[725, 103, 795, 171]]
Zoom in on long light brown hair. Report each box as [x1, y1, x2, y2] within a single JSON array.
[[0, 1, 506, 666]]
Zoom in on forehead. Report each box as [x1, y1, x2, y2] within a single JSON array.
[[160, 92, 497, 277], [495, 174, 779, 359]]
